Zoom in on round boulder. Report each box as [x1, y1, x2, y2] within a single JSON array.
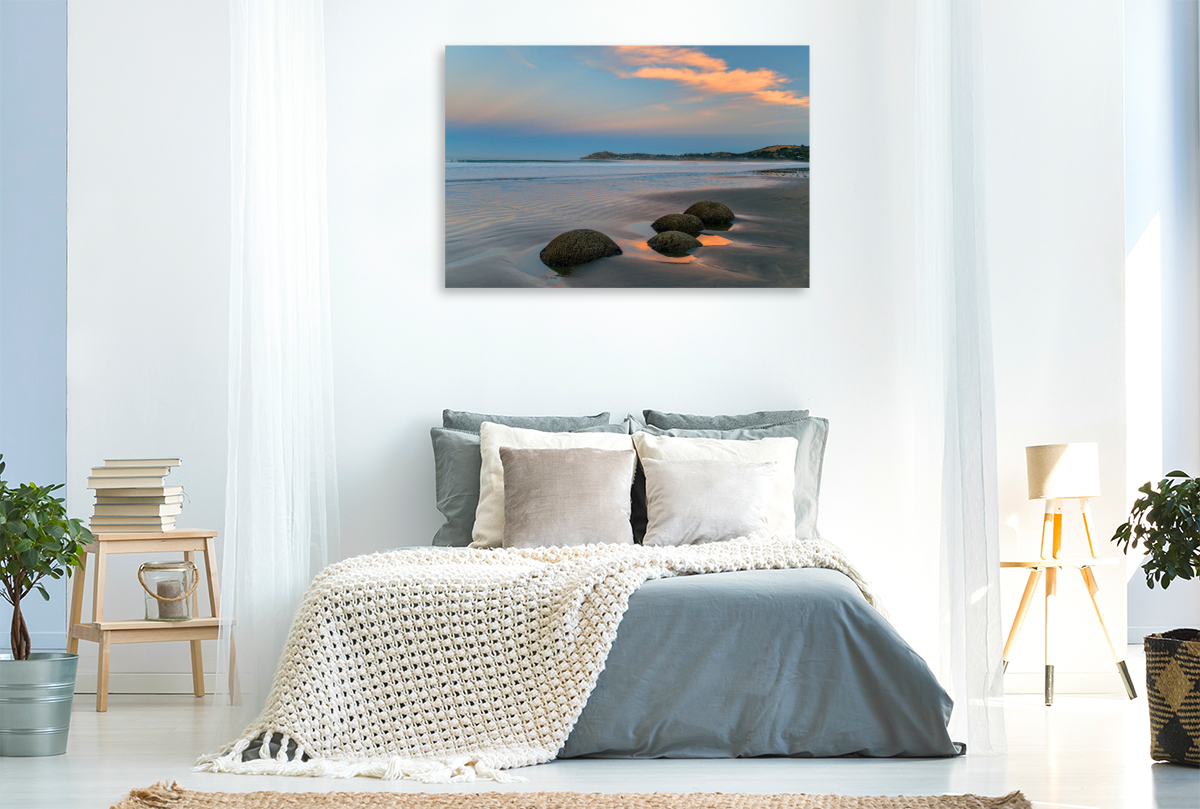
[[683, 200, 735, 226], [647, 231, 701, 255], [539, 229, 623, 267], [651, 213, 705, 236]]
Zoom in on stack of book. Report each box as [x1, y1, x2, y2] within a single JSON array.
[[87, 459, 184, 533]]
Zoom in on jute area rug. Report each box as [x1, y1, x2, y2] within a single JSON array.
[[111, 782, 1031, 809]]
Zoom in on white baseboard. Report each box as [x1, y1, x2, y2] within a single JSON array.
[[1004, 671, 1127, 695], [74, 671, 218, 695], [1128, 625, 1191, 643]]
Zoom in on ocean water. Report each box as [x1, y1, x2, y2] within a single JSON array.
[[444, 159, 809, 286], [445, 159, 808, 185]]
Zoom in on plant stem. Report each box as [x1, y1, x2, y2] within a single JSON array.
[[10, 597, 30, 660]]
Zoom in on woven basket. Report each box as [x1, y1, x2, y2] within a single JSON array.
[[1145, 629, 1200, 766]]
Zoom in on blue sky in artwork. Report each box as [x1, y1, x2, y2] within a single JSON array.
[[445, 46, 810, 160]]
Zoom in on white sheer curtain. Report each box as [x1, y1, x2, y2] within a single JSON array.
[[216, 0, 339, 720], [914, 0, 1007, 754]]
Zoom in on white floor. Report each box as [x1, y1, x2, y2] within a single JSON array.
[[3, 646, 1197, 809]]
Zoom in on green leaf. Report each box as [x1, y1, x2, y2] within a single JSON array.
[[1116, 474, 1200, 586], [1, 470, 92, 595]]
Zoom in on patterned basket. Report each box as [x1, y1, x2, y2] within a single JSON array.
[[1145, 629, 1200, 766]]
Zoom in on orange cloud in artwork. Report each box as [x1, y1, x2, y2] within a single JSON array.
[[610, 46, 809, 108]]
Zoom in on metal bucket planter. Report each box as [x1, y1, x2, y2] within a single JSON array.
[[0, 652, 79, 756]]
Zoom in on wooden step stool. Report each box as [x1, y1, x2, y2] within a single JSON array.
[[67, 530, 234, 711]]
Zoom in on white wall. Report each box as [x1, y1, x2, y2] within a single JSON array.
[[66, 0, 230, 688], [1123, 0, 1200, 641], [65, 0, 1131, 693]]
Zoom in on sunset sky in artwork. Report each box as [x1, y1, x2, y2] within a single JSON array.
[[445, 46, 809, 160]]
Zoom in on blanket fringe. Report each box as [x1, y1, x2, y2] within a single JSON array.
[[109, 780, 185, 808], [194, 744, 527, 783]]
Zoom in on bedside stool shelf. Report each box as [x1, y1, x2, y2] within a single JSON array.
[[67, 530, 234, 711], [1000, 556, 1135, 706]]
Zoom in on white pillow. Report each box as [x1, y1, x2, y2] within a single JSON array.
[[470, 422, 635, 549], [641, 458, 777, 546], [632, 431, 798, 541]]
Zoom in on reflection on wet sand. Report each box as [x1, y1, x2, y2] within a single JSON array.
[[617, 232, 734, 264], [622, 237, 693, 264], [606, 217, 736, 266]]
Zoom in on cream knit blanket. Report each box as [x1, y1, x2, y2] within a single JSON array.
[[196, 536, 877, 782]]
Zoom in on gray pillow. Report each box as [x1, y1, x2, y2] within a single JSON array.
[[642, 409, 810, 430], [431, 427, 483, 547], [641, 458, 776, 546], [442, 409, 611, 433], [641, 417, 828, 539], [500, 447, 636, 549], [431, 422, 631, 547]]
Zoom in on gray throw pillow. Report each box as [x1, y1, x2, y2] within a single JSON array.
[[430, 422, 631, 547], [641, 457, 776, 546], [442, 409, 611, 433], [431, 427, 484, 547], [642, 409, 810, 430], [640, 417, 829, 540], [500, 447, 637, 549]]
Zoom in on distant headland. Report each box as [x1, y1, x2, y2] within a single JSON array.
[[581, 144, 809, 162]]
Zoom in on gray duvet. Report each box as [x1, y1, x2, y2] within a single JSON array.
[[559, 567, 960, 759]]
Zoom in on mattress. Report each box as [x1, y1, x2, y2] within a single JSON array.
[[559, 567, 960, 759]]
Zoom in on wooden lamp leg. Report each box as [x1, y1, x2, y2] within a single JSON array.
[[1050, 500, 1063, 559], [1080, 498, 1098, 558], [1045, 566, 1057, 706], [1003, 568, 1044, 672], [1079, 566, 1137, 699], [1039, 501, 1054, 559]]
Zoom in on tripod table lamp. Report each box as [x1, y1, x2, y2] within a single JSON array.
[[1000, 442, 1136, 704]]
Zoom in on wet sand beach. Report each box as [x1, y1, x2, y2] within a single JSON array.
[[445, 169, 809, 289]]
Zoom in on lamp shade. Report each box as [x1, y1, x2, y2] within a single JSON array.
[[1026, 443, 1101, 500]]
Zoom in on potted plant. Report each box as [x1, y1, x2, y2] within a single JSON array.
[[1112, 470, 1200, 767], [0, 453, 93, 756]]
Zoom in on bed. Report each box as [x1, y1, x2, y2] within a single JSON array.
[[199, 408, 960, 781]]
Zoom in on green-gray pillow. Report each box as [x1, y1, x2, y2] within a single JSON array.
[[442, 409, 611, 433], [640, 417, 828, 540], [642, 409, 810, 430], [431, 428, 484, 547], [431, 421, 630, 547]]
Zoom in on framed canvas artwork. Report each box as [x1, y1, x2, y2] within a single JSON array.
[[445, 46, 809, 288]]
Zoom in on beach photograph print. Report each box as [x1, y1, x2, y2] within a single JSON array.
[[445, 46, 810, 288]]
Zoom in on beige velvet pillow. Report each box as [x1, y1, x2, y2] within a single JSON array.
[[632, 431, 798, 540], [641, 458, 777, 546], [471, 422, 635, 549], [500, 447, 636, 549]]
